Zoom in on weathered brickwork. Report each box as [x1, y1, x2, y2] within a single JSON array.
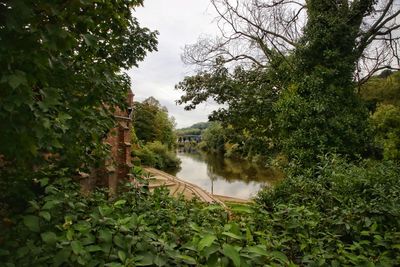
[[80, 90, 134, 195], [105, 90, 134, 193]]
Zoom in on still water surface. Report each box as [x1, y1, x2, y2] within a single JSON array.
[[167, 149, 283, 199]]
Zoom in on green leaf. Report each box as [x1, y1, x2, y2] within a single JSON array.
[[38, 178, 49, 186], [198, 234, 216, 251], [29, 200, 40, 210], [176, 255, 196, 264], [99, 205, 112, 217], [66, 229, 74, 240], [23, 215, 40, 232], [42, 200, 60, 210], [99, 229, 112, 243], [247, 246, 268, 257], [154, 255, 167, 266], [136, 252, 154, 266], [83, 34, 97, 46], [113, 234, 125, 249], [113, 199, 127, 207], [222, 231, 242, 240], [118, 250, 126, 262], [207, 253, 219, 267], [8, 73, 28, 89], [270, 251, 289, 264], [54, 248, 71, 267], [86, 245, 102, 252], [74, 221, 91, 233], [222, 244, 241, 267], [41, 232, 57, 244], [231, 205, 253, 214], [189, 222, 201, 232], [71, 240, 84, 255], [39, 211, 51, 221]]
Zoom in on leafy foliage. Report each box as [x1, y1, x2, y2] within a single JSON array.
[[371, 104, 400, 161], [274, 0, 373, 164], [133, 97, 177, 148], [177, 0, 387, 166], [200, 122, 226, 153], [0, 0, 157, 201], [360, 71, 400, 110], [256, 156, 400, 265], [2, 159, 400, 266], [132, 141, 181, 170], [176, 122, 212, 136], [132, 97, 180, 170], [177, 65, 282, 158]]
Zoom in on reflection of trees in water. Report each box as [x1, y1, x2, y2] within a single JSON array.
[[202, 152, 283, 184], [176, 148, 204, 164], [206, 159, 224, 194], [177, 146, 199, 154]]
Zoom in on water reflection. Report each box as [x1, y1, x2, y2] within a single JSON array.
[[167, 148, 283, 199]]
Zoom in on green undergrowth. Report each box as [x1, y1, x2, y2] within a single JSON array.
[[1, 157, 400, 266], [256, 157, 400, 265], [132, 141, 181, 171]]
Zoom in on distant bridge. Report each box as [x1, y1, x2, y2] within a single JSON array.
[[177, 135, 202, 143]]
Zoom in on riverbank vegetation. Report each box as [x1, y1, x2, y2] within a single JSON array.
[[131, 97, 181, 171], [1, 0, 400, 266], [2, 157, 399, 266], [176, 122, 212, 137]]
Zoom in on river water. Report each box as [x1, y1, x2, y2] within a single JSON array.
[[167, 148, 283, 199]]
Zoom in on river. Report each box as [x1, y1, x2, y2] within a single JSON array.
[[167, 148, 283, 200]]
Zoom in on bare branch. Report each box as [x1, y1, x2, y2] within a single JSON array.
[[183, 0, 399, 83]]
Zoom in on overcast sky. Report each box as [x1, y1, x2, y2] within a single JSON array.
[[127, 0, 219, 128]]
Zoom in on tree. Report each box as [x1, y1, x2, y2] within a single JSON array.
[[133, 97, 177, 148], [183, 0, 399, 82], [371, 104, 400, 161], [176, 63, 281, 157], [360, 70, 400, 108], [201, 122, 226, 153], [0, 0, 157, 199], [178, 0, 400, 164]]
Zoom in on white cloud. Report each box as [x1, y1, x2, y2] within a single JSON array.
[[127, 0, 219, 128]]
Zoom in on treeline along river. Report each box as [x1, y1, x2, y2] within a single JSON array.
[[167, 148, 283, 199]]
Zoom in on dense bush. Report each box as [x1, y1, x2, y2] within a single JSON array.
[[0, 171, 294, 267], [256, 156, 400, 265], [133, 97, 177, 149], [200, 122, 226, 153], [371, 104, 400, 161], [2, 158, 399, 266], [132, 141, 181, 171]]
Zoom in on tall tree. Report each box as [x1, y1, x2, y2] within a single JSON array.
[[133, 97, 177, 148], [177, 0, 400, 164], [0, 0, 157, 196]]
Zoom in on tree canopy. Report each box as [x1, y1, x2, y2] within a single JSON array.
[[133, 97, 177, 148], [177, 0, 400, 164], [0, 0, 157, 199]]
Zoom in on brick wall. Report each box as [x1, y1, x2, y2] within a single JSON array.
[[105, 90, 134, 194], [80, 90, 134, 195]]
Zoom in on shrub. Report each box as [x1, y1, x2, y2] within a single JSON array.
[[2, 158, 400, 266], [371, 104, 400, 161], [256, 156, 400, 265], [0, 172, 295, 267], [132, 141, 181, 170]]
